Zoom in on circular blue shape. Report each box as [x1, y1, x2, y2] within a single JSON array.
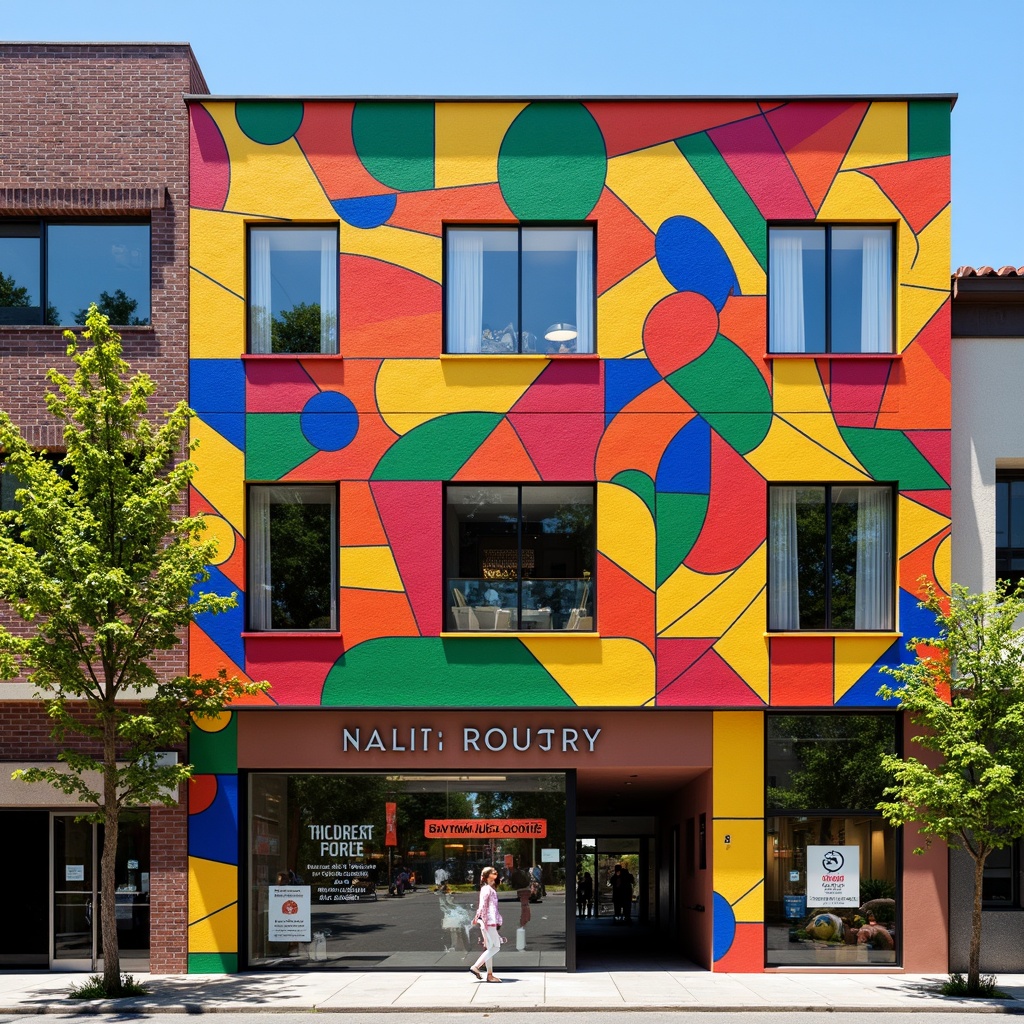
[[712, 891, 737, 963], [331, 193, 397, 230], [655, 216, 740, 312], [300, 390, 359, 452]]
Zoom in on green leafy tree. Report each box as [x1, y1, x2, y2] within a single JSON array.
[[74, 288, 148, 326], [0, 306, 266, 995], [877, 582, 1024, 996], [271, 302, 326, 354], [0, 270, 31, 308]]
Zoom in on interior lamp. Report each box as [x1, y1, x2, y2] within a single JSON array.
[[544, 322, 577, 342]]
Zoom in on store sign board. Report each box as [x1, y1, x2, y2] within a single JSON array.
[[268, 885, 311, 941], [424, 818, 547, 838], [806, 845, 860, 907]]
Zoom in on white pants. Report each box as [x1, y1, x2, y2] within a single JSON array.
[[471, 925, 501, 973]]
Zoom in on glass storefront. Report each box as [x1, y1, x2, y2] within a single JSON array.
[[765, 714, 898, 966], [247, 772, 567, 969]]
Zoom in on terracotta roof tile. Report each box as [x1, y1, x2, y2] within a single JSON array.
[[955, 265, 1024, 278]]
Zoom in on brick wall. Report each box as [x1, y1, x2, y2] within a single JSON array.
[[0, 43, 203, 972]]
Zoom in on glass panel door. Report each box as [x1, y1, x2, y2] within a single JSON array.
[[53, 815, 95, 965]]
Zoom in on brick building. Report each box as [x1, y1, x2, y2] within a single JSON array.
[[0, 42, 204, 972]]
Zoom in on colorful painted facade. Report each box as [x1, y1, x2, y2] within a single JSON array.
[[187, 98, 952, 972]]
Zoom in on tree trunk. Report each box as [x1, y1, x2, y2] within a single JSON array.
[[968, 851, 985, 995], [101, 716, 121, 994]]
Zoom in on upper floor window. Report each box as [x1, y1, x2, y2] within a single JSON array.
[[768, 484, 894, 631], [248, 484, 337, 631], [983, 841, 1021, 908], [0, 220, 150, 326], [445, 226, 594, 354], [446, 484, 594, 631], [996, 471, 1024, 590], [248, 226, 338, 354], [769, 225, 893, 354]]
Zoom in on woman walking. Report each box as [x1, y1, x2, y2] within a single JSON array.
[[469, 865, 503, 982]]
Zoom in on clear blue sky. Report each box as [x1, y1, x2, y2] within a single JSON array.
[[8, 0, 1022, 269]]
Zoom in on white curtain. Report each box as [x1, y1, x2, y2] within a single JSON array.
[[575, 230, 594, 353], [448, 231, 483, 353], [854, 487, 893, 629], [769, 232, 806, 353], [859, 231, 892, 353], [250, 230, 273, 354], [319, 231, 338, 353], [769, 488, 801, 629], [249, 487, 273, 630]]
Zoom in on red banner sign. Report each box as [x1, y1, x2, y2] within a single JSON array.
[[424, 818, 547, 838], [385, 802, 397, 847]]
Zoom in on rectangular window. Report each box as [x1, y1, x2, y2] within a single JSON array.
[[446, 483, 595, 631], [982, 841, 1020, 907], [769, 484, 894, 631], [247, 771, 567, 970], [0, 220, 150, 326], [248, 484, 337, 631], [248, 225, 338, 354], [996, 472, 1024, 589], [445, 225, 594, 354], [769, 225, 893, 353], [766, 714, 899, 967]]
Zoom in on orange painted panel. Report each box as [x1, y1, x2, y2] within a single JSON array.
[[595, 552, 655, 654], [453, 416, 541, 482], [714, 921, 764, 972], [339, 482, 389, 547], [770, 636, 833, 706]]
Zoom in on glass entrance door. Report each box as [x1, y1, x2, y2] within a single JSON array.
[[51, 812, 150, 969]]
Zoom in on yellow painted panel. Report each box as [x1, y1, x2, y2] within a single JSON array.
[[898, 495, 949, 560], [211, 106, 339, 222], [776, 413, 868, 476], [713, 818, 764, 908], [597, 258, 674, 359], [190, 268, 244, 360], [200, 515, 236, 566], [771, 358, 831, 416], [747, 417, 868, 483], [521, 637, 654, 706], [934, 533, 951, 593], [607, 143, 766, 297], [191, 209, 248, 301], [732, 878, 765, 924], [189, 856, 238, 953], [898, 284, 948, 355], [834, 633, 902, 701], [340, 545, 403, 592], [713, 711, 763, 819], [713, 588, 769, 703], [839, 102, 908, 170], [192, 709, 233, 734], [192, 418, 245, 533], [189, 901, 238, 954], [662, 544, 766, 639], [341, 223, 441, 283], [657, 562, 731, 634], [435, 102, 528, 188], [375, 357, 543, 435], [597, 482, 655, 591], [904, 204, 951, 290]]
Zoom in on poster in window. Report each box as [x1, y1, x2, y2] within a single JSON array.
[[806, 845, 859, 907], [268, 885, 311, 942]]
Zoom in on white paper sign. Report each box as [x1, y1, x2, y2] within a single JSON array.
[[806, 845, 859, 907], [65, 864, 85, 882], [541, 848, 560, 863], [268, 885, 311, 942]]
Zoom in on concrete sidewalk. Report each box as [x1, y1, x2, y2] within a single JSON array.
[[1, 970, 1024, 1014]]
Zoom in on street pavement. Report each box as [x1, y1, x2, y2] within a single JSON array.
[[1, 968, 1024, 1014]]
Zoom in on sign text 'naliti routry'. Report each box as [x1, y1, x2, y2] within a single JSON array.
[[340, 725, 602, 754]]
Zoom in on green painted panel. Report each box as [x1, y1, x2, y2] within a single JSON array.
[[321, 637, 574, 706], [666, 335, 772, 454], [189, 715, 238, 775], [498, 103, 607, 220], [352, 102, 435, 192], [839, 427, 949, 490], [676, 132, 767, 270], [246, 414, 316, 481], [188, 952, 238, 974], [656, 492, 709, 587], [371, 413, 503, 481], [908, 100, 950, 161], [611, 470, 655, 515], [235, 102, 304, 146]]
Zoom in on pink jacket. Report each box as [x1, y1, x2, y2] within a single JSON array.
[[475, 884, 502, 928]]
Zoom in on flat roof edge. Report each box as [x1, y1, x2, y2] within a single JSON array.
[[186, 92, 959, 104]]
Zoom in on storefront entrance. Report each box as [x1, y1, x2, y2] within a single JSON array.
[[0, 810, 150, 970]]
